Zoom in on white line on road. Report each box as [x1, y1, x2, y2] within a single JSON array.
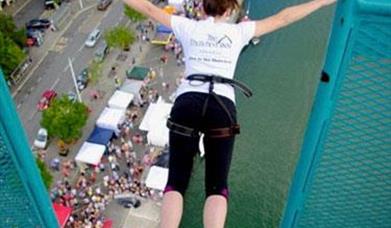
[[63, 57, 76, 72], [17, 104, 22, 109], [37, 76, 42, 83], [103, 8, 110, 18], [76, 45, 84, 54], [63, 65, 70, 73], [51, 78, 61, 90], [28, 111, 37, 121]]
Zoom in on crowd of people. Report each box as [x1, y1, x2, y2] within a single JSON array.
[[39, 1, 209, 227]]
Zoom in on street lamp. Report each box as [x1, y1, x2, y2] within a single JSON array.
[[68, 58, 82, 102]]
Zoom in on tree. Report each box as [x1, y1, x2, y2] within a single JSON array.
[[41, 96, 89, 143], [88, 61, 102, 85], [104, 26, 135, 51], [36, 158, 53, 189], [0, 13, 26, 49], [0, 13, 27, 81], [124, 5, 147, 22], [0, 32, 26, 80]]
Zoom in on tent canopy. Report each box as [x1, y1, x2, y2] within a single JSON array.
[[53, 203, 72, 228], [87, 127, 115, 146], [96, 107, 125, 135], [151, 33, 173, 45], [126, 66, 150, 80], [157, 24, 173, 33], [145, 166, 169, 191], [140, 99, 172, 147], [108, 90, 134, 110], [75, 142, 106, 166], [120, 79, 144, 95]]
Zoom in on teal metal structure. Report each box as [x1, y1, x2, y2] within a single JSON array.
[[0, 69, 58, 227], [281, 0, 391, 227]]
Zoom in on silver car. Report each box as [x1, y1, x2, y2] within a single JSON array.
[[85, 29, 101, 47]]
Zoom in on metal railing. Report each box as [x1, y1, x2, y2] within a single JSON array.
[[281, 0, 391, 227]]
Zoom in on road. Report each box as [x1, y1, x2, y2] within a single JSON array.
[[13, 0, 44, 27], [13, 0, 128, 144]]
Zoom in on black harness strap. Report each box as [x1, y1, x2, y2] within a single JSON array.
[[167, 118, 199, 138], [167, 74, 253, 138]]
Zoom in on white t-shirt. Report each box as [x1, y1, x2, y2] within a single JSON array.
[[171, 15, 255, 102]]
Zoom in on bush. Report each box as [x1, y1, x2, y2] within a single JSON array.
[[36, 158, 53, 189]]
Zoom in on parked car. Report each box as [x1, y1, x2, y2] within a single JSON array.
[[77, 68, 89, 90], [117, 197, 141, 209], [26, 29, 44, 47], [85, 29, 101, 47], [94, 42, 109, 62], [97, 0, 112, 10], [44, 0, 56, 9], [33, 128, 48, 149], [37, 89, 57, 111], [26, 19, 51, 30]]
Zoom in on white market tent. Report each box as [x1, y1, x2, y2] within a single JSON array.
[[75, 142, 106, 166], [108, 90, 134, 110], [96, 107, 125, 135], [120, 79, 144, 105], [139, 99, 172, 147], [145, 166, 169, 191]]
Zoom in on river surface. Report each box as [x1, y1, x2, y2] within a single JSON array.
[[182, 1, 335, 227]]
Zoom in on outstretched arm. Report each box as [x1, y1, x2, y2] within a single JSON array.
[[254, 0, 336, 37], [122, 0, 171, 28]]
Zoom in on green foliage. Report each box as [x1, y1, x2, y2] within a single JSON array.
[[104, 26, 135, 51], [124, 5, 147, 22], [10, 28, 27, 48], [41, 96, 89, 143], [88, 61, 102, 85], [0, 13, 26, 49], [0, 32, 27, 80], [0, 13, 27, 80], [36, 158, 53, 189]]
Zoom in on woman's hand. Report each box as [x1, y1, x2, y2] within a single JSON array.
[[316, 0, 337, 7]]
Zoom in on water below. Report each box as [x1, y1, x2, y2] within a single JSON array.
[[181, 1, 335, 227]]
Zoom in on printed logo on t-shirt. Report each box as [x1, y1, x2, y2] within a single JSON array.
[[190, 33, 232, 49]]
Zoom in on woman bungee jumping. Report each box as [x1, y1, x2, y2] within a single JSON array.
[[123, 0, 336, 227]]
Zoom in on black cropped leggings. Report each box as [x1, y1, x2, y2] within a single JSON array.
[[164, 92, 236, 199]]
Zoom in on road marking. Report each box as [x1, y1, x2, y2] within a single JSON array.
[[17, 103, 22, 109], [37, 76, 42, 82], [28, 111, 37, 121], [103, 8, 110, 18], [51, 78, 61, 90], [12, 0, 33, 16], [77, 45, 84, 54], [63, 65, 70, 73]]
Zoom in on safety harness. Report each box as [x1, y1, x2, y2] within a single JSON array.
[[167, 74, 253, 138]]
